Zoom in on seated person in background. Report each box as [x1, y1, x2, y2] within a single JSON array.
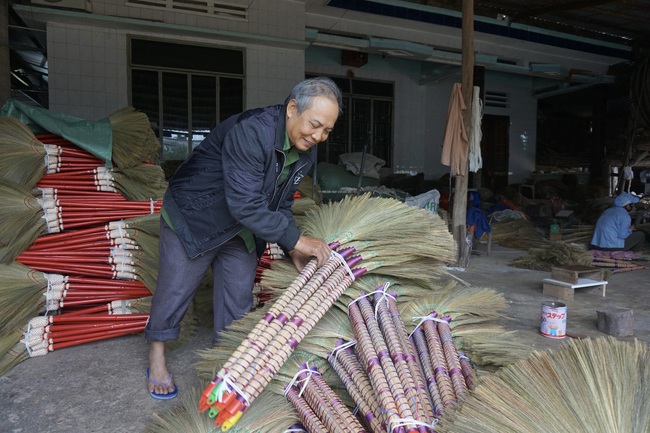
[[590, 192, 645, 251]]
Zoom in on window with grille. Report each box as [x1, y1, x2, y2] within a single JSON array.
[[310, 75, 394, 167], [129, 38, 244, 162]]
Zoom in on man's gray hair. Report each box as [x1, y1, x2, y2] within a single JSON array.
[[285, 76, 343, 115]]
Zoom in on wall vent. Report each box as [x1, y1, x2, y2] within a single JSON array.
[[31, 0, 92, 12], [126, 0, 248, 21], [485, 91, 509, 108]]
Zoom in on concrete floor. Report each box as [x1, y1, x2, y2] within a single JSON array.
[[2, 243, 650, 433]]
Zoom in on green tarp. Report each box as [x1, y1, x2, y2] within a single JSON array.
[[0, 99, 113, 167]]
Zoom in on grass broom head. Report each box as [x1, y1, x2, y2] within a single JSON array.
[[145, 385, 297, 433], [0, 178, 46, 261], [437, 336, 650, 433], [108, 107, 160, 169], [112, 164, 168, 201], [0, 116, 46, 189]]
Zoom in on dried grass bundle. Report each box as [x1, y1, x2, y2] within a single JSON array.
[[509, 242, 594, 272], [0, 116, 46, 189], [436, 337, 650, 433], [108, 107, 160, 169]]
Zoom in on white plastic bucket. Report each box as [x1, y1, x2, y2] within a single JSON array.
[[540, 301, 567, 339]]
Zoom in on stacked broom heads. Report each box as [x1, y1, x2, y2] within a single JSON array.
[[135, 194, 531, 433], [0, 107, 164, 376]]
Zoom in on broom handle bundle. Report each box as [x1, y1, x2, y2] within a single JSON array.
[[421, 316, 456, 408], [288, 365, 366, 433], [329, 342, 385, 433], [409, 327, 444, 415], [437, 316, 468, 399], [354, 294, 417, 430], [223, 265, 363, 428], [348, 299, 402, 432], [305, 366, 366, 432], [210, 245, 348, 381], [384, 295, 436, 423], [378, 293, 436, 424], [285, 386, 329, 433], [199, 252, 363, 430], [232, 264, 350, 391]]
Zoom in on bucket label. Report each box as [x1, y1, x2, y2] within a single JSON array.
[[541, 302, 567, 339]]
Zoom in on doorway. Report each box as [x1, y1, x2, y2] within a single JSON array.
[[481, 114, 510, 193]]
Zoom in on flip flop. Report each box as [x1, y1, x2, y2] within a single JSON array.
[[146, 367, 178, 400]]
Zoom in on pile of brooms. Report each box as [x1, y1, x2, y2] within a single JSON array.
[[145, 194, 534, 433], [0, 108, 165, 376], [144, 193, 650, 433]]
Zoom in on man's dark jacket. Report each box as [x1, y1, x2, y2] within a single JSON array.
[[163, 104, 314, 259]]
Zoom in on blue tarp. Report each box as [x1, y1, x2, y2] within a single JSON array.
[[0, 99, 113, 167]]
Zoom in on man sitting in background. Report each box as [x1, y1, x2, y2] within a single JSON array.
[[590, 192, 645, 252]]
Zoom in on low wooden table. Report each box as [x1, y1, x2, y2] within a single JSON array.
[[542, 265, 607, 301]]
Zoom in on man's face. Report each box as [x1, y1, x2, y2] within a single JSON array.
[[286, 96, 339, 152]]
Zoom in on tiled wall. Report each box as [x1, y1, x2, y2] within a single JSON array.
[[48, 23, 128, 119]]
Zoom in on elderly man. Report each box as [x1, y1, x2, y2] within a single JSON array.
[[144, 77, 342, 399]]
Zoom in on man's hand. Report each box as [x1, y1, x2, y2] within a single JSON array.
[[289, 235, 331, 270]]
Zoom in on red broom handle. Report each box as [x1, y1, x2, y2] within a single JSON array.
[[67, 277, 148, 288], [42, 323, 147, 342], [47, 326, 144, 352], [48, 326, 146, 351], [51, 313, 150, 322], [32, 226, 110, 244], [38, 318, 148, 333]]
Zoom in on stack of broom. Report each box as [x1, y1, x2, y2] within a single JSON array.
[[284, 362, 366, 432], [0, 107, 165, 376], [325, 285, 475, 433]]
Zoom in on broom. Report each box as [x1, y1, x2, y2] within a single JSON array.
[[0, 116, 47, 189], [436, 337, 650, 433], [108, 107, 160, 168]]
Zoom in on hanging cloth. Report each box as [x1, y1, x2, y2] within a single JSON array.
[[468, 86, 483, 173], [441, 83, 468, 177]]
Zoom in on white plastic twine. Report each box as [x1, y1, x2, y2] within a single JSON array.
[[149, 198, 155, 214], [330, 249, 355, 282], [216, 371, 250, 406], [284, 363, 317, 399], [409, 313, 448, 338], [327, 339, 357, 365], [388, 417, 437, 432], [371, 282, 394, 318]]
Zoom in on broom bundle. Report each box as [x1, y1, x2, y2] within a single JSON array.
[[0, 294, 150, 376], [326, 288, 477, 433], [0, 181, 161, 264], [15, 217, 161, 290], [284, 363, 365, 433], [21, 310, 149, 358], [197, 249, 366, 430], [108, 107, 160, 168], [436, 337, 650, 433], [332, 286, 433, 432], [36, 165, 167, 201]]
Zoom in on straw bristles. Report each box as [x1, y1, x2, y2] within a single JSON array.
[[436, 337, 650, 433], [145, 386, 297, 433], [0, 116, 46, 189], [300, 194, 456, 262], [108, 107, 160, 168], [111, 164, 168, 201], [509, 242, 594, 272], [0, 179, 45, 256]]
